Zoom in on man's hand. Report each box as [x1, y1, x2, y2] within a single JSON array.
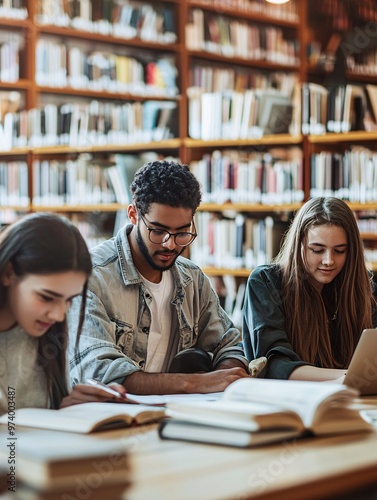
[[190, 367, 250, 393], [60, 382, 127, 408]]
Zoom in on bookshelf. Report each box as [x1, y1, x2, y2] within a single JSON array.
[[1, 0, 377, 274], [0, 0, 184, 242]]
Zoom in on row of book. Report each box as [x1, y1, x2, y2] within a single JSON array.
[[69, 212, 113, 249], [186, 8, 299, 65], [191, 148, 304, 205], [0, 32, 21, 83], [188, 81, 377, 139], [301, 83, 377, 135], [310, 148, 377, 203], [192, 0, 299, 22], [0, 160, 28, 207], [32, 156, 116, 206], [191, 213, 288, 270], [37, 0, 176, 43], [357, 212, 377, 234], [0, 98, 178, 150], [0, 1, 26, 18], [0, 151, 175, 210], [347, 48, 377, 77], [315, 0, 377, 31], [188, 87, 299, 141], [190, 64, 297, 95], [36, 40, 178, 97]]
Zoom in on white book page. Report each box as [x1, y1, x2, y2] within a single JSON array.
[[223, 379, 358, 428], [126, 392, 222, 406]]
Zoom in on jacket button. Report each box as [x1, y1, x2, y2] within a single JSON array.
[[142, 327, 149, 334]]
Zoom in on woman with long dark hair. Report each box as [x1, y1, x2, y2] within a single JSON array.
[[0, 212, 126, 412], [243, 197, 377, 381]]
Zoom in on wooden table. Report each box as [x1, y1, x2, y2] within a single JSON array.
[[3, 421, 377, 499], [115, 426, 377, 500]]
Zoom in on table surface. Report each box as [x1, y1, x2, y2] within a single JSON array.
[[97, 423, 377, 500], [3, 400, 377, 500]]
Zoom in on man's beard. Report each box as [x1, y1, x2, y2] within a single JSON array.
[[136, 225, 183, 272]]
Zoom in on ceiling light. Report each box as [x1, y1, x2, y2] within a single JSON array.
[[265, 0, 290, 4]]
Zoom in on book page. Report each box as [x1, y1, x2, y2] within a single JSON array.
[[166, 399, 302, 432], [126, 392, 222, 406]]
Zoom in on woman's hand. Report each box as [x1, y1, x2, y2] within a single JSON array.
[[60, 382, 127, 408]]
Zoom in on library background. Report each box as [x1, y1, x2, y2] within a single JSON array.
[[0, 0, 377, 327]]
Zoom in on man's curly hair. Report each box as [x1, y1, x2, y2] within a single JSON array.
[[130, 160, 202, 214]]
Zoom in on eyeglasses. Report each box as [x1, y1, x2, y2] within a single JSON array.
[[139, 213, 197, 247]]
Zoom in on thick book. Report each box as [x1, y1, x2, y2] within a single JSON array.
[[159, 379, 375, 448], [0, 430, 129, 491], [0, 402, 165, 433]]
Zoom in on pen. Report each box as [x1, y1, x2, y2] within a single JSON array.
[[86, 378, 127, 398]]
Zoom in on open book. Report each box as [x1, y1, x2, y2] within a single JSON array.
[[159, 379, 375, 448], [0, 402, 165, 433]]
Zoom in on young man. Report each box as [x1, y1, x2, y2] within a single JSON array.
[[68, 160, 249, 394]]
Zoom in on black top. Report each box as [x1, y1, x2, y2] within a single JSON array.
[[242, 264, 377, 379]]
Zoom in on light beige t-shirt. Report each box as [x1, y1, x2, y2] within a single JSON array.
[[140, 270, 178, 373], [0, 325, 49, 415]]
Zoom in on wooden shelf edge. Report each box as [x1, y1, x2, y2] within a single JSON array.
[[202, 267, 252, 277], [0, 140, 182, 156], [184, 135, 303, 148], [360, 233, 377, 240], [307, 131, 377, 144], [198, 203, 301, 212], [36, 24, 181, 51], [30, 204, 127, 212]]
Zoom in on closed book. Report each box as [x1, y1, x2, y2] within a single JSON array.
[[0, 430, 129, 491], [159, 420, 298, 448]]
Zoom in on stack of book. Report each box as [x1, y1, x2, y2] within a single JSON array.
[[0, 402, 166, 499], [1, 431, 130, 500]]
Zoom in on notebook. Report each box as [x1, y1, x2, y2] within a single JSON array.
[[344, 329, 377, 395]]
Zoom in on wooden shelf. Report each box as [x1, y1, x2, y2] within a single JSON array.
[[184, 135, 303, 148], [187, 50, 300, 71], [348, 203, 377, 212], [360, 233, 377, 240], [33, 140, 182, 155], [31, 204, 126, 212], [308, 131, 377, 144], [36, 24, 181, 52], [202, 267, 251, 277], [0, 140, 182, 157], [198, 203, 301, 213], [36, 86, 179, 101]]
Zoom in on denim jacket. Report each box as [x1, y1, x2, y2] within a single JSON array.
[[68, 224, 247, 385]]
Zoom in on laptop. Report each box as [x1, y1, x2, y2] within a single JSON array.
[[344, 329, 377, 395]]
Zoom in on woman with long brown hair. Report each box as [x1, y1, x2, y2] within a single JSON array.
[[243, 197, 377, 381]]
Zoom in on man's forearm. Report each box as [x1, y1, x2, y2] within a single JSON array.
[[124, 367, 250, 395]]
